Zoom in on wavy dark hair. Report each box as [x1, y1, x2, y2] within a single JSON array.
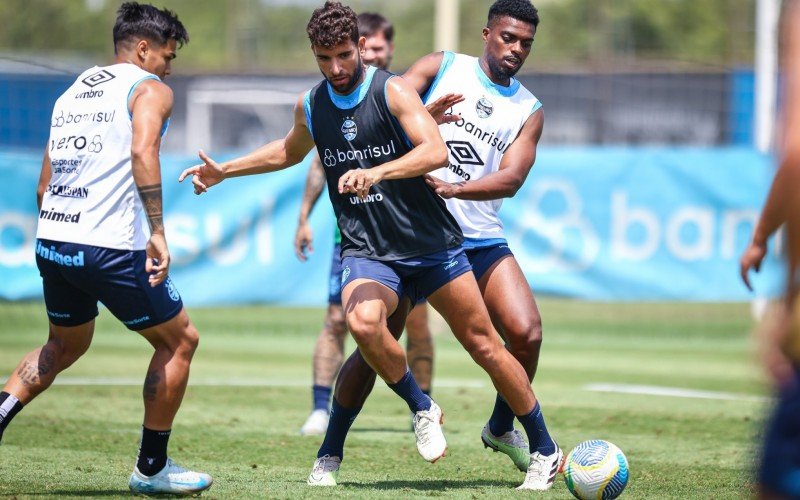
[[488, 0, 540, 28], [307, 1, 359, 49], [357, 12, 394, 42], [113, 2, 189, 53]]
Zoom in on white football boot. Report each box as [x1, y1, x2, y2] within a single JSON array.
[[307, 454, 341, 486], [300, 409, 329, 436], [517, 447, 564, 490], [128, 458, 213, 496], [412, 401, 447, 462]]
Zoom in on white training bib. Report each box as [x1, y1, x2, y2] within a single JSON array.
[[425, 52, 541, 240], [37, 63, 163, 250]]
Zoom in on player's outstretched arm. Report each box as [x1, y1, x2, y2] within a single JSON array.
[[425, 108, 544, 201], [295, 154, 325, 261], [179, 93, 315, 195], [129, 79, 173, 286], [338, 76, 448, 199], [741, 1, 800, 291]]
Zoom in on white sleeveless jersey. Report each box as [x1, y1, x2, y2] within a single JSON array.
[[36, 63, 163, 250], [425, 52, 541, 241]]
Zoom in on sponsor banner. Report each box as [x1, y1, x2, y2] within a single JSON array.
[[0, 147, 784, 304]]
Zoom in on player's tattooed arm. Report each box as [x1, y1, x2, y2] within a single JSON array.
[[295, 156, 326, 261], [299, 155, 326, 222], [129, 79, 173, 286], [137, 184, 164, 234]]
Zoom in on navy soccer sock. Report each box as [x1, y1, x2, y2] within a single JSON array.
[[516, 401, 556, 455], [388, 370, 432, 413], [488, 393, 516, 436], [0, 392, 24, 443], [136, 426, 171, 476], [317, 398, 361, 459], [312, 385, 332, 412]]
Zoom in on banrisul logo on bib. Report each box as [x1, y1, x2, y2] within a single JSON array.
[[341, 117, 357, 141], [476, 97, 494, 118]]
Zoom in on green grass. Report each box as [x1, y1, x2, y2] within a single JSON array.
[[0, 300, 766, 498]]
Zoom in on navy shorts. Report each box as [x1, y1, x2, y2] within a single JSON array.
[[464, 240, 514, 281], [328, 244, 344, 305], [758, 365, 800, 497], [35, 239, 183, 331], [340, 246, 471, 305]]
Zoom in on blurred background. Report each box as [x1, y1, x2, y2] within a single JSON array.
[[0, 0, 786, 306]]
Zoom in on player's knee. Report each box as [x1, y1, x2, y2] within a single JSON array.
[[46, 329, 90, 368], [461, 331, 499, 367], [45, 337, 81, 370], [346, 307, 382, 345], [506, 316, 543, 353], [178, 324, 200, 356]]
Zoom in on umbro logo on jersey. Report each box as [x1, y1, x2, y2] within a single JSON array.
[[476, 97, 494, 118], [443, 259, 459, 271], [81, 69, 115, 88], [446, 141, 484, 166]]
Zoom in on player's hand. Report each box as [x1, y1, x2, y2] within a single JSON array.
[[145, 233, 170, 287], [339, 169, 382, 199], [294, 221, 314, 262], [740, 240, 768, 291], [426, 93, 464, 125], [424, 174, 463, 199], [178, 150, 226, 195]]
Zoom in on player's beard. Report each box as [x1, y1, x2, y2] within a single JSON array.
[[329, 55, 365, 94], [486, 54, 520, 82]]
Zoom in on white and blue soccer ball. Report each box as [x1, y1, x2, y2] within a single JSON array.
[[563, 439, 629, 500]]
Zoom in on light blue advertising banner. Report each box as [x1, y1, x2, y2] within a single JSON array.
[[0, 147, 784, 304]]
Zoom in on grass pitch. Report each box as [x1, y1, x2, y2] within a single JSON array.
[[0, 300, 766, 498]]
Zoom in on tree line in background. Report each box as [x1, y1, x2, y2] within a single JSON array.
[[2, 0, 755, 74]]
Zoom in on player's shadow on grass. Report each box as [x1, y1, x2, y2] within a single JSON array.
[[345, 479, 519, 490], [350, 427, 407, 434], [19, 489, 129, 496]]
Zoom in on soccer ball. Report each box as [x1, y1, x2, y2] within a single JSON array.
[[563, 440, 629, 500]]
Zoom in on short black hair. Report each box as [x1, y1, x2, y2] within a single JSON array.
[[488, 0, 540, 29], [357, 12, 394, 42], [307, 1, 360, 49], [113, 2, 189, 54]]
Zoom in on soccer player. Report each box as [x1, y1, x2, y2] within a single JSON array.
[[0, 2, 212, 496], [179, 1, 558, 491], [303, 0, 560, 490], [294, 11, 436, 436], [740, 0, 800, 497]]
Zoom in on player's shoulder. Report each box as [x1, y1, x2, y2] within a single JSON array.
[[135, 78, 173, 100]]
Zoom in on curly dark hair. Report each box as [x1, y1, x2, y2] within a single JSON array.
[[306, 1, 359, 49], [113, 2, 188, 53], [488, 0, 540, 28]]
